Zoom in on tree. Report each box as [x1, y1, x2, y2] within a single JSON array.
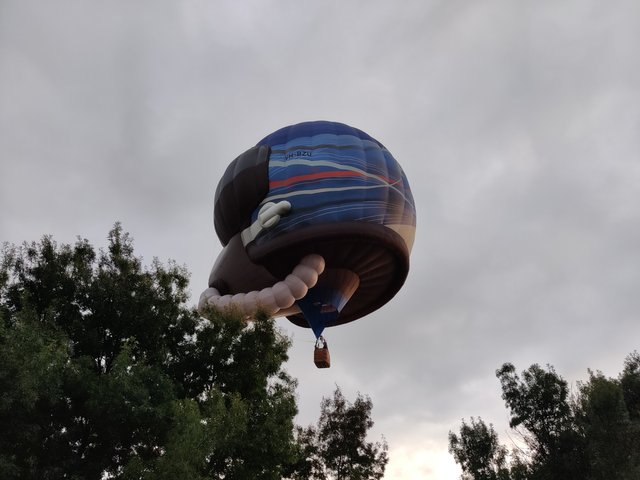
[[496, 363, 586, 479], [620, 352, 640, 421], [449, 354, 640, 480], [448, 417, 510, 480], [0, 224, 298, 479], [576, 370, 640, 479], [291, 387, 388, 480]]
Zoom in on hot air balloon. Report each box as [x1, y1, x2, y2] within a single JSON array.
[[199, 121, 416, 367]]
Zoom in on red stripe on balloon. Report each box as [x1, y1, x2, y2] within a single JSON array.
[[270, 171, 395, 189], [270, 171, 364, 188]]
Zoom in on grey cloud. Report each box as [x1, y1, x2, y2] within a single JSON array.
[[2, 1, 640, 477]]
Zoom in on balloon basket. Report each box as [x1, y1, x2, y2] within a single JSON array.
[[314, 345, 331, 369]]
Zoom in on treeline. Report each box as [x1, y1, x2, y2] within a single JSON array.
[[0, 225, 387, 479], [449, 353, 640, 479]]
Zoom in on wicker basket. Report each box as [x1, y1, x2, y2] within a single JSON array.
[[314, 346, 331, 368]]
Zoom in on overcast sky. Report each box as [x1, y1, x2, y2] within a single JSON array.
[[2, 1, 640, 478]]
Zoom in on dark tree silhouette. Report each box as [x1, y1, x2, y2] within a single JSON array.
[[449, 355, 640, 480], [0, 225, 298, 479], [291, 387, 388, 480]]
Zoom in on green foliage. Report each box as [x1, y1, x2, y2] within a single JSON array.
[[620, 352, 640, 421], [496, 363, 586, 479], [0, 224, 299, 479], [496, 363, 573, 454], [449, 354, 640, 480], [291, 386, 388, 480], [577, 370, 640, 479], [448, 418, 509, 480]]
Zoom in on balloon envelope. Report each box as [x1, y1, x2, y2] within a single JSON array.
[[207, 121, 416, 337]]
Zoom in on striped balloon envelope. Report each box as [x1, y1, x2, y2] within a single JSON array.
[[199, 121, 416, 366]]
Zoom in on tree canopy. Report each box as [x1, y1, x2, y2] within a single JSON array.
[[449, 354, 640, 480], [291, 387, 388, 480], [0, 224, 388, 480]]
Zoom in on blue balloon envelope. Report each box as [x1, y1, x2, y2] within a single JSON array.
[[205, 121, 416, 341]]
